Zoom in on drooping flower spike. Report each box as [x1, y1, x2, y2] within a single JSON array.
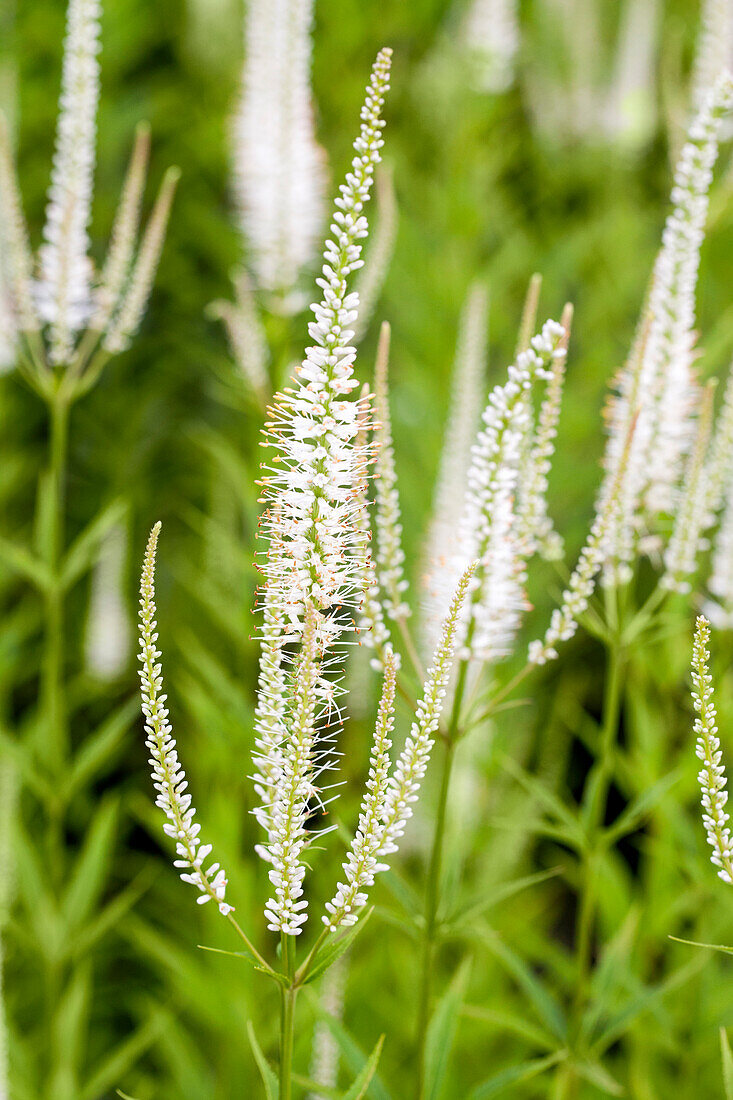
[[138, 523, 233, 916], [692, 616, 733, 885], [259, 48, 393, 644]]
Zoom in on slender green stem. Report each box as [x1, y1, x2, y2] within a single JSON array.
[[42, 392, 69, 775], [571, 633, 624, 1036], [414, 660, 467, 1098], [279, 934, 297, 1100]]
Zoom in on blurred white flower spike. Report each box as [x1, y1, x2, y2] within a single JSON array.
[[460, 0, 519, 94], [234, 0, 327, 304], [0, 0, 177, 386], [602, 69, 733, 585]]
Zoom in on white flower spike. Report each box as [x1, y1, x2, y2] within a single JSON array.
[[692, 616, 733, 884], [138, 523, 233, 916], [260, 48, 393, 643]]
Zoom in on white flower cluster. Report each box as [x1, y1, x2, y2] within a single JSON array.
[[692, 616, 733, 885], [0, 0, 176, 371], [260, 49, 392, 642], [603, 70, 733, 582], [460, 0, 519, 95], [323, 648, 397, 929], [138, 524, 233, 916], [373, 322, 410, 620], [516, 304, 571, 560], [323, 565, 474, 931], [352, 394, 393, 666], [262, 606, 329, 935], [428, 320, 566, 665], [233, 0, 327, 301], [0, 274, 15, 372], [422, 283, 488, 656], [36, 0, 101, 363]]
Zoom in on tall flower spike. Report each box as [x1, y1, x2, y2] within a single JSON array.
[[377, 564, 475, 859], [92, 122, 151, 332], [529, 415, 635, 665], [692, 0, 733, 115], [373, 321, 410, 620], [692, 616, 733, 884], [516, 301, 572, 560], [233, 0, 327, 301], [422, 283, 488, 654], [263, 605, 326, 935], [0, 113, 39, 333], [259, 49, 393, 642], [641, 70, 733, 520], [429, 320, 566, 665], [662, 382, 715, 594], [460, 0, 519, 95], [352, 386, 393, 666], [353, 164, 398, 342], [323, 647, 397, 930], [138, 523, 233, 916], [37, 0, 101, 363], [104, 167, 180, 354]]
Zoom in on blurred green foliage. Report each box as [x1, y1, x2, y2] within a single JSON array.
[[4, 0, 733, 1097]]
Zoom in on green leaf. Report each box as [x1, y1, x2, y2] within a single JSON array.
[[466, 1050, 567, 1098], [423, 958, 472, 1100], [61, 796, 118, 931], [302, 909, 374, 986], [60, 498, 126, 590], [474, 926, 566, 1040], [448, 867, 562, 929], [247, 1021, 279, 1100], [116, 1092, 141, 1100], [721, 1028, 733, 1100], [0, 534, 52, 591], [80, 1011, 165, 1100], [291, 1075, 341, 1099], [574, 1060, 624, 1096], [668, 934, 733, 955], [603, 769, 682, 845], [63, 698, 138, 801], [304, 990, 393, 1100], [342, 1035, 385, 1100]]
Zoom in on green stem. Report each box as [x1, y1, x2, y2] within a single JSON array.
[[279, 934, 297, 1100], [414, 660, 467, 1099], [571, 635, 624, 1033], [42, 393, 69, 775]]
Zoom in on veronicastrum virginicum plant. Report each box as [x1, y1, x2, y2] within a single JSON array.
[[0, 0, 176, 1090], [137, 49, 475, 1097]]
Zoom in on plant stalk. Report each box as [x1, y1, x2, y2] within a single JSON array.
[[414, 659, 467, 1098], [279, 934, 298, 1100]]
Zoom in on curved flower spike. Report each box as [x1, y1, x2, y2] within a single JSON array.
[[692, 616, 733, 884], [138, 523, 233, 916]]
